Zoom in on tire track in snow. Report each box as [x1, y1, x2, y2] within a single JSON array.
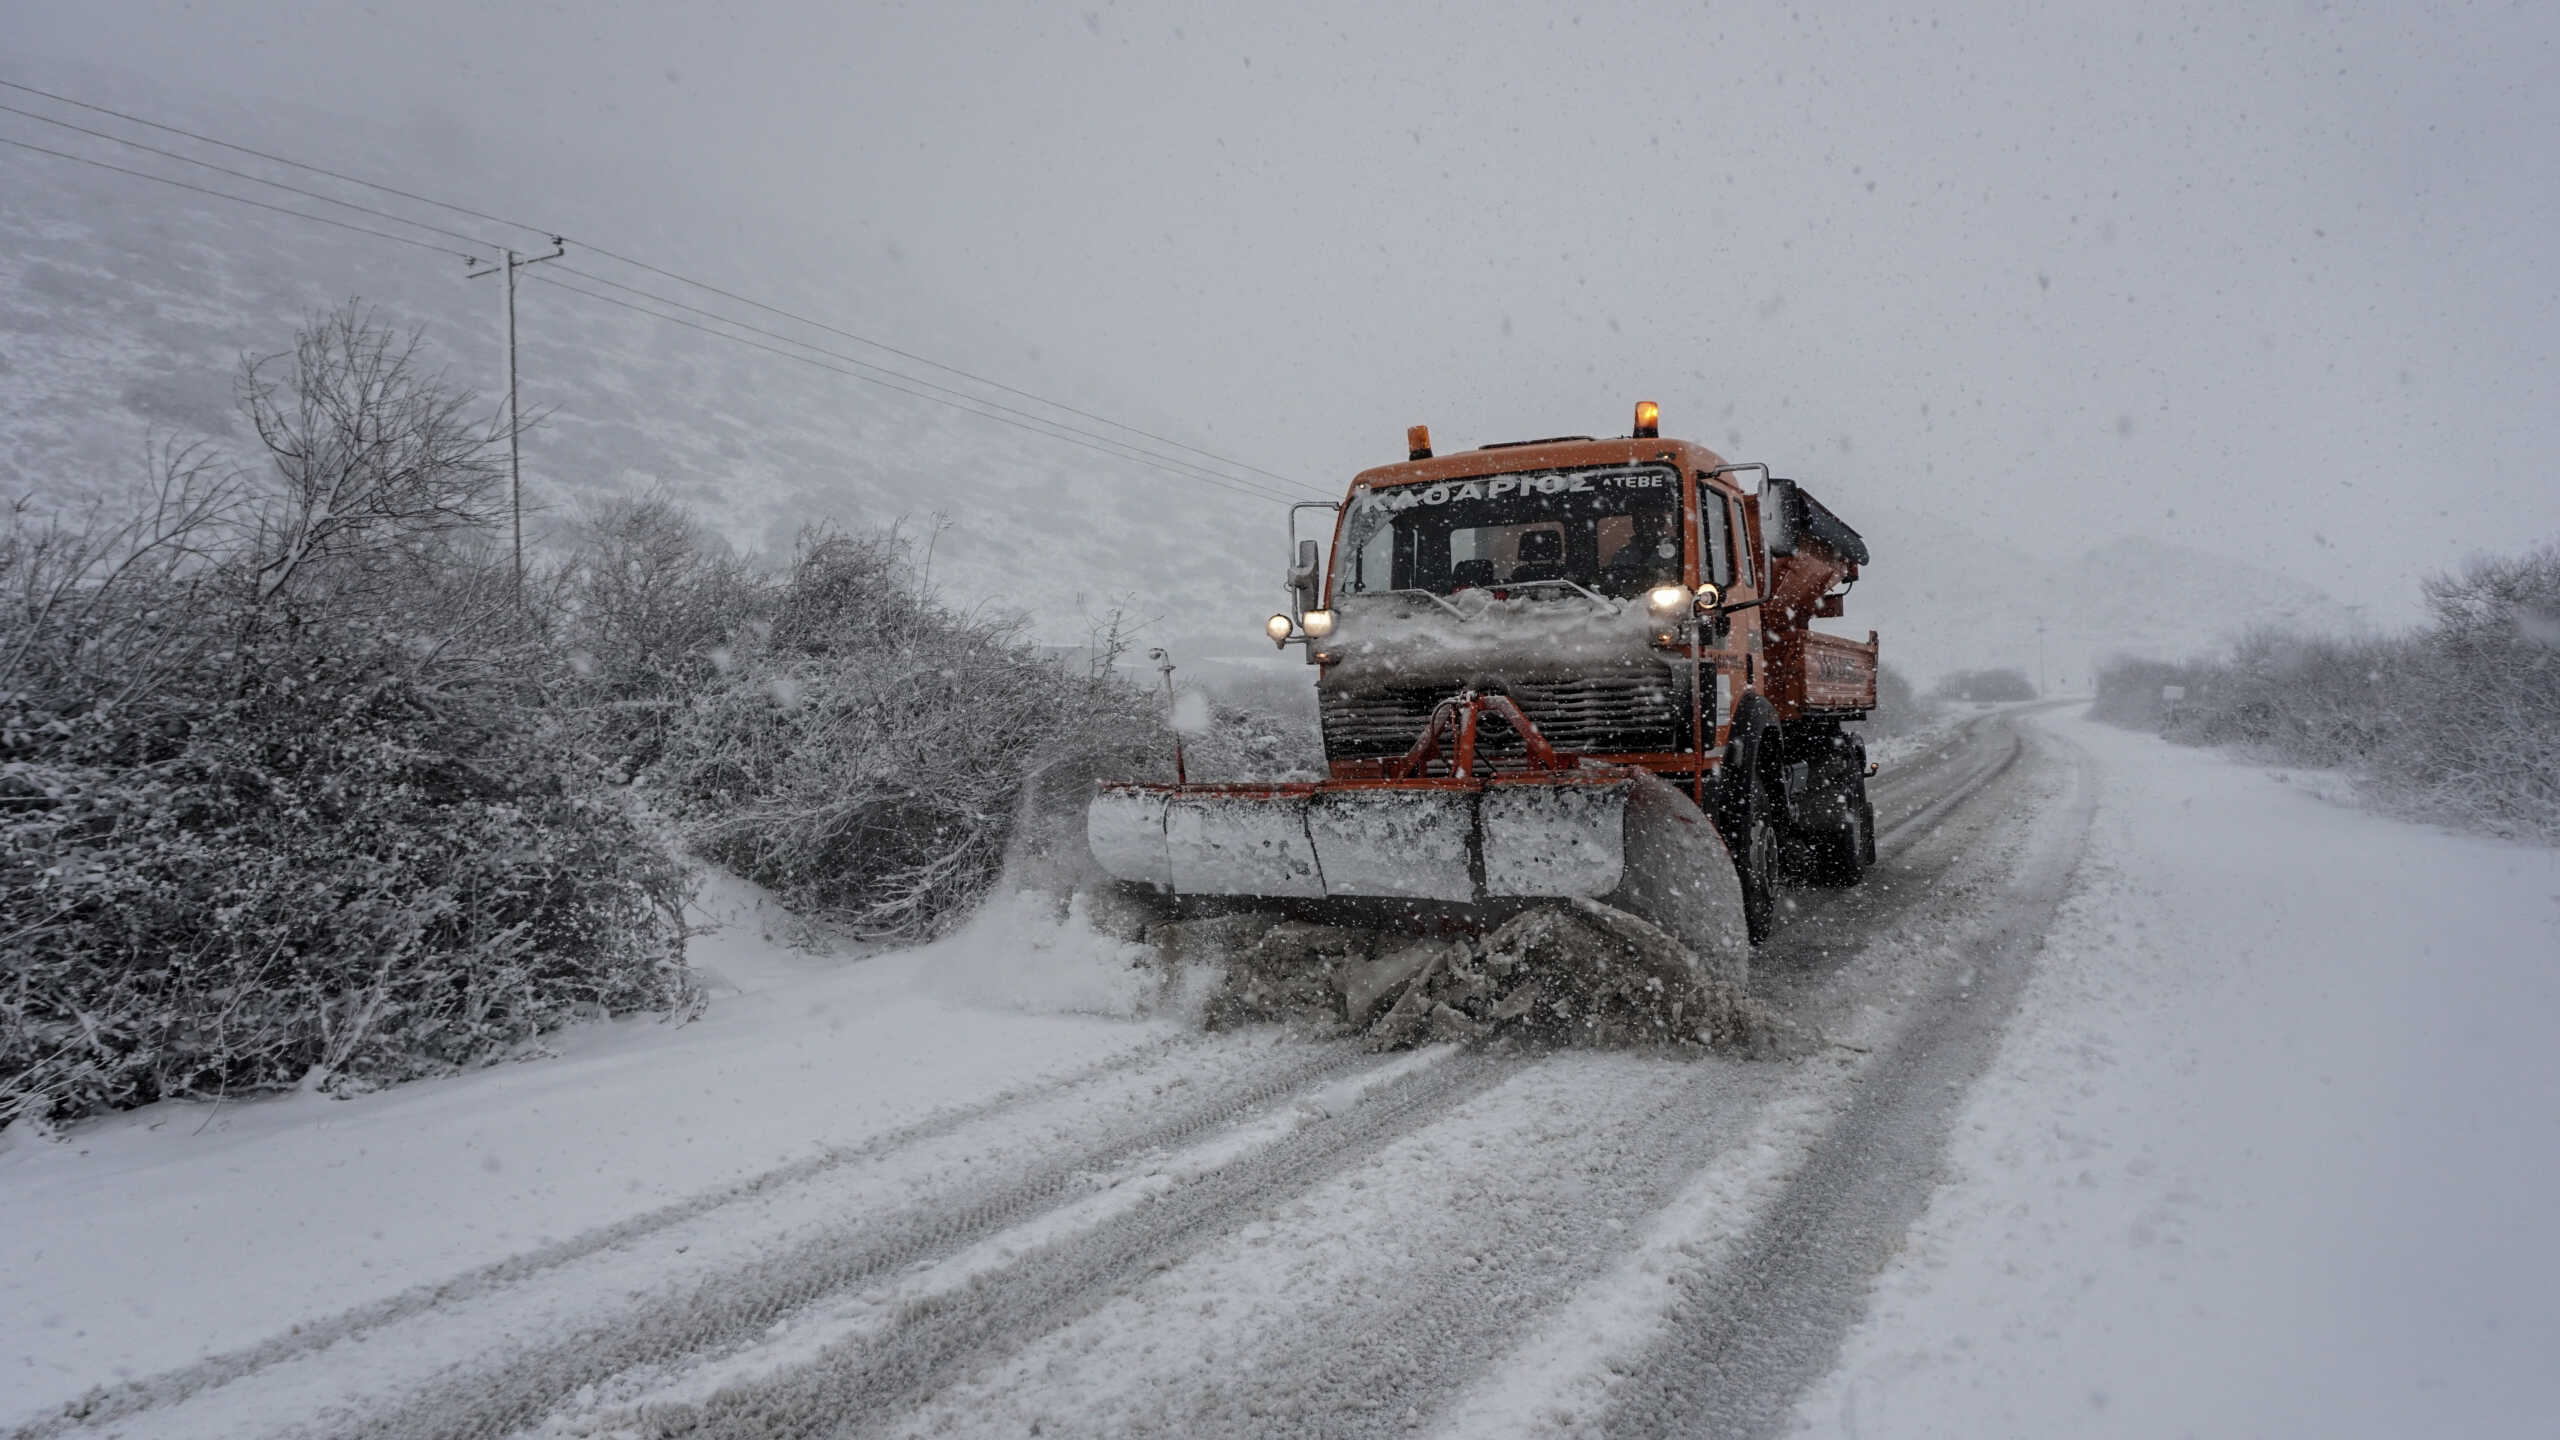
[[1868, 716, 2025, 854], [1410, 711, 2074, 1437], [13, 1037, 1366, 1440], [1752, 708, 2040, 1011], [587, 714, 2041, 1440], [294, 1042, 1394, 1440], [1860, 711, 2001, 810], [878, 1053, 1794, 1440], [1860, 724, 1976, 805], [1280, 717, 2043, 1439], [599, 1048, 1529, 1440], [935, 714, 2052, 1439], [1588, 715, 2101, 1437], [2, 1039, 1161, 1440], [521, 1046, 1466, 1434], [807, 714, 2062, 1440]]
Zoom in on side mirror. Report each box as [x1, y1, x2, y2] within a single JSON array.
[[1288, 539, 1322, 613], [1761, 477, 1799, 557]]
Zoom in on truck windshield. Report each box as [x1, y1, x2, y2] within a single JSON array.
[[1338, 464, 1681, 600]]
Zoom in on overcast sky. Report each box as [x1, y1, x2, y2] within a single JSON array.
[[9, 0, 2556, 619]]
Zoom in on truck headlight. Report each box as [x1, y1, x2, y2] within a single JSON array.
[[1301, 608, 1336, 638], [1645, 584, 1691, 614], [1693, 583, 1723, 614], [1265, 613, 1293, 647]]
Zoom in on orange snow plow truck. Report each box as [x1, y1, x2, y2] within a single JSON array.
[[1089, 403, 1877, 1037]]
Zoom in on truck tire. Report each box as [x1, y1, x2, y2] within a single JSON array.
[[1804, 787, 1871, 887], [1718, 716, 1784, 945], [1786, 726, 1871, 889], [1739, 774, 1781, 943]]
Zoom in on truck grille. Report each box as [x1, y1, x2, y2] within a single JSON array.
[[1321, 675, 1685, 762]]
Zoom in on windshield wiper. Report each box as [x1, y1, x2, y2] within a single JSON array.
[[1380, 587, 1478, 621], [1373, 579, 1622, 621], [1486, 577, 1622, 614]]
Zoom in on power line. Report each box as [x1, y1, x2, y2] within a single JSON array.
[[547, 263, 1310, 503], [0, 100, 507, 254], [560, 240, 1318, 494], [0, 133, 470, 259], [0, 126, 1293, 504], [527, 272, 1295, 504], [0, 75, 1321, 499], [0, 77, 549, 242], [530, 269, 1288, 504]]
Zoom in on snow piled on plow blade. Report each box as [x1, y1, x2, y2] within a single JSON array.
[[1092, 778, 1651, 905], [1306, 787, 1481, 900], [1168, 792, 1327, 897], [1088, 768, 1752, 1013]]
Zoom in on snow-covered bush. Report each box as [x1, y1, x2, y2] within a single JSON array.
[[652, 529, 1165, 940], [1172, 668, 1325, 783], [0, 308, 689, 1129], [2093, 542, 2559, 842], [552, 491, 775, 775], [2390, 544, 2560, 837], [2158, 628, 2398, 766]]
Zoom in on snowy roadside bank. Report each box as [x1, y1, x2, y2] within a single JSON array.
[[0, 879, 1184, 1418], [1790, 709, 2560, 1438]]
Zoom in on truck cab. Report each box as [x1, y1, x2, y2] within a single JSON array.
[[1264, 405, 1881, 923]]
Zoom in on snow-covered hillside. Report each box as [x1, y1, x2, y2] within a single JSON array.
[[0, 69, 1299, 659], [3, 70, 2370, 688]]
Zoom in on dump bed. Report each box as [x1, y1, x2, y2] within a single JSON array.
[[1766, 627, 1880, 717], [1757, 477, 1877, 721]]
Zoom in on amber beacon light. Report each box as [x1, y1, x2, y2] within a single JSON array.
[[1632, 400, 1660, 438], [1406, 424, 1433, 460]]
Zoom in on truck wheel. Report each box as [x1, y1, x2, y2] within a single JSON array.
[[1734, 740, 1783, 944], [1805, 790, 1870, 887], [1737, 800, 1779, 942], [1715, 705, 1785, 946]]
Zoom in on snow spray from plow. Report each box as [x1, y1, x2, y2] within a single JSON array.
[[1088, 691, 1756, 1048]]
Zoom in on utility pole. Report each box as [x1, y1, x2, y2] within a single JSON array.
[[2036, 619, 2048, 696], [1149, 647, 1187, 785], [466, 238, 565, 604]]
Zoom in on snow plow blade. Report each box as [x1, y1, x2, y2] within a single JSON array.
[[1086, 766, 1749, 987]]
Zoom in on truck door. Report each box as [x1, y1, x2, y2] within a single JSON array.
[[1695, 487, 1751, 747], [1700, 488, 1734, 592], [1727, 493, 1767, 692]]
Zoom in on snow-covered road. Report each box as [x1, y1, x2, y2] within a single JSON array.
[[7, 707, 2552, 1439], [1788, 713, 2560, 1439]]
